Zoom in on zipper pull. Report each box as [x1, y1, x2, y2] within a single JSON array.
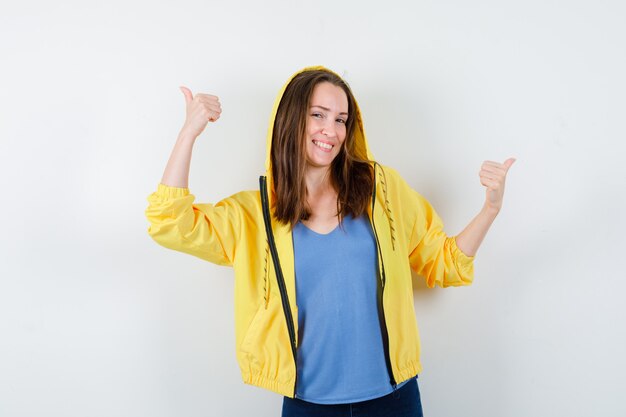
[[391, 382, 400, 399]]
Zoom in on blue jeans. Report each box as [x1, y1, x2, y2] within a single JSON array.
[[281, 377, 424, 417]]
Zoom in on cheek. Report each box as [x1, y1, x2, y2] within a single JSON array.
[[338, 127, 347, 143], [307, 117, 322, 132], [306, 127, 317, 140]]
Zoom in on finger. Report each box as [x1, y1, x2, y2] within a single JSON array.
[[503, 157, 516, 172], [203, 103, 222, 114], [195, 93, 219, 100], [480, 178, 498, 189], [481, 165, 506, 176], [196, 106, 220, 120], [480, 161, 506, 175], [483, 158, 516, 172], [196, 99, 222, 113], [480, 165, 506, 177], [480, 172, 504, 183], [481, 178, 501, 190], [207, 110, 220, 122], [481, 176, 502, 188], [209, 107, 222, 116], [196, 96, 220, 105], [179, 86, 193, 106], [189, 101, 221, 116], [482, 160, 502, 166], [480, 172, 499, 183]]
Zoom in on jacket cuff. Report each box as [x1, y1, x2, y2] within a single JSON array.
[[451, 236, 475, 269], [156, 183, 190, 199]]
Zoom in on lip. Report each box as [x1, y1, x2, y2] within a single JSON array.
[[312, 138, 334, 146], [311, 139, 335, 152]]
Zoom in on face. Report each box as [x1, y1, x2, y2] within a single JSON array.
[[304, 81, 349, 170]]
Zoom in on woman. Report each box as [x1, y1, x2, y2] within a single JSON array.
[[145, 66, 514, 416]]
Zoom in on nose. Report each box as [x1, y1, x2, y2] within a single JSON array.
[[321, 119, 336, 138]]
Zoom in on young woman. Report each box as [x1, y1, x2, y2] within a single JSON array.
[[145, 66, 515, 416]]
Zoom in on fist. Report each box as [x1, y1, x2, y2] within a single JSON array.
[[179, 86, 222, 139], [479, 157, 516, 212]]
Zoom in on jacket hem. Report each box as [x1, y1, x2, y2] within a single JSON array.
[[242, 372, 295, 398], [394, 360, 423, 384]]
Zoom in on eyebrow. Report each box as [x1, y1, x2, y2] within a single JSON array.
[[311, 105, 348, 116]]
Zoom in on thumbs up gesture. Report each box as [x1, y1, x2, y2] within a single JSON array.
[[480, 158, 516, 212], [179, 86, 222, 139]]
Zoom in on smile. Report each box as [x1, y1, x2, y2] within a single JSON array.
[[313, 140, 333, 151]]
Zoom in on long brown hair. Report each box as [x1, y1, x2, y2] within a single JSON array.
[[271, 69, 374, 228]]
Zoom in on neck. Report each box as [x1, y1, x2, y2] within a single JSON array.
[[304, 165, 334, 196]]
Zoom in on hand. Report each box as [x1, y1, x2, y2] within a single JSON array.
[[178, 86, 222, 139], [479, 157, 516, 213]]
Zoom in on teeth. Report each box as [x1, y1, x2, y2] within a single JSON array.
[[313, 140, 333, 150]]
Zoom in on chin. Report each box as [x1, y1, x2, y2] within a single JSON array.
[[307, 156, 336, 168], [306, 149, 341, 169]]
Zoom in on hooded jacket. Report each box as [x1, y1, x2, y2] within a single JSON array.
[[145, 65, 475, 398]]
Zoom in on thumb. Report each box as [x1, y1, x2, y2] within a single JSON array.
[[179, 86, 193, 106], [503, 157, 516, 172]]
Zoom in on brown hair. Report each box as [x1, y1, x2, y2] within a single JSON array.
[[271, 69, 374, 228]]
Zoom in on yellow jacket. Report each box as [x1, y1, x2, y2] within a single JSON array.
[[145, 65, 475, 398]]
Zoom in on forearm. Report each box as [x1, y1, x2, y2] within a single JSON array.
[[454, 204, 500, 257], [160, 129, 197, 188]]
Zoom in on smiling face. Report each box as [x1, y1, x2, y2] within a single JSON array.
[[305, 81, 349, 170]]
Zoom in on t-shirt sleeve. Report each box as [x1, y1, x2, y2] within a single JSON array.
[[144, 183, 242, 266]]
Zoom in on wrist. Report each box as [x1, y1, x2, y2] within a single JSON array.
[[482, 203, 500, 218], [177, 128, 198, 143]]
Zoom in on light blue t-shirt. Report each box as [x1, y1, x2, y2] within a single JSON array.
[[292, 213, 414, 404]]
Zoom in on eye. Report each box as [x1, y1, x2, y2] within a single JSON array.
[[336, 118, 347, 124], [311, 112, 323, 118]]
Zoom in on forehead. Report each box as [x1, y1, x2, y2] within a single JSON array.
[[310, 82, 348, 112]]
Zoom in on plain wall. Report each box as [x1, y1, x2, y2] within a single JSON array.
[[1, 1, 625, 416]]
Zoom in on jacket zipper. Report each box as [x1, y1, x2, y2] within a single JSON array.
[[259, 171, 397, 397], [370, 164, 398, 391], [259, 176, 299, 398]]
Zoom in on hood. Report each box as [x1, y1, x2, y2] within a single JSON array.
[[257, 67, 395, 339], [263, 65, 375, 206]]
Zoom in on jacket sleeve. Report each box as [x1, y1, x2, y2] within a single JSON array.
[[144, 183, 242, 266], [396, 175, 475, 288]]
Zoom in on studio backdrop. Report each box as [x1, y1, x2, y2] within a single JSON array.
[[0, 1, 624, 416]]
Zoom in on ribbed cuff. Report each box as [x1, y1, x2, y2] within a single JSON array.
[[450, 236, 475, 282], [450, 235, 475, 262], [156, 183, 190, 198]]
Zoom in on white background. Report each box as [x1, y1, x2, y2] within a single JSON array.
[[1, 1, 625, 416]]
